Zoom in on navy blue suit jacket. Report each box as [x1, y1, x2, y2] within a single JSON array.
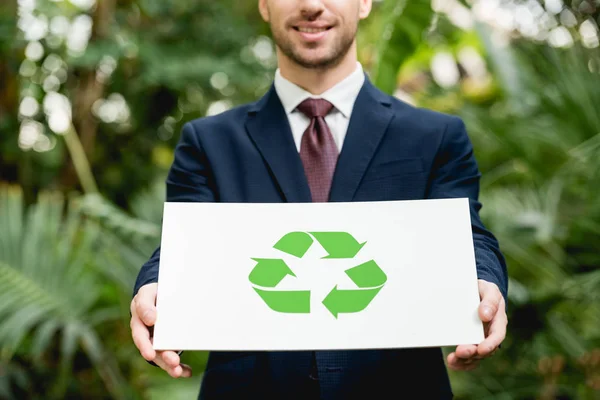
[[134, 77, 508, 399]]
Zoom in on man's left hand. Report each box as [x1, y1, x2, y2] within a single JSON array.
[[447, 279, 507, 371]]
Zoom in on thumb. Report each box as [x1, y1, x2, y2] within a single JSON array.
[[141, 307, 157, 326], [478, 282, 500, 322], [479, 301, 496, 322], [136, 283, 158, 326]]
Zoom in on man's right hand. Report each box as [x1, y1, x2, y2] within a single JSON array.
[[130, 283, 192, 378]]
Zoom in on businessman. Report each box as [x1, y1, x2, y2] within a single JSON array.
[[130, 0, 508, 398]]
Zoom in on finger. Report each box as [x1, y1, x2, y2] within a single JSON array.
[[478, 281, 501, 323], [134, 283, 158, 326], [157, 350, 181, 369], [455, 344, 478, 359], [130, 315, 155, 361], [462, 361, 480, 371], [447, 352, 478, 371], [153, 354, 183, 378], [446, 352, 458, 367], [467, 346, 499, 361], [180, 363, 193, 378], [447, 352, 469, 367]]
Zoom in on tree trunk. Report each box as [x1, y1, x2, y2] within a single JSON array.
[[0, 2, 23, 187], [61, 0, 116, 190]]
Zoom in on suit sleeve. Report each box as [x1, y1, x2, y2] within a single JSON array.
[[132, 122, 217, 297], [426, 116, 508, 301]]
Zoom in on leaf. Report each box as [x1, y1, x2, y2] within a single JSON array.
[[371, 0, 434, 94], [79, 193, 160, 240], [30, 320, 60, 363], [474, 21, 524, 102], [547, 314, 587, 359]]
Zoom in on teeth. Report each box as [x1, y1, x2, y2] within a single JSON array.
[[298, 27, 327, 33]]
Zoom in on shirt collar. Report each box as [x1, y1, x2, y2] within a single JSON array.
[[274, 62, 365, 118]]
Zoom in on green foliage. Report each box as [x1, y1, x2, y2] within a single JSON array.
[[0, 185, 131, 399], [371, 0, 434, 94], [0, 182, 209, 399], [78, 183, 162, 293], [4, 0, 272, 205]]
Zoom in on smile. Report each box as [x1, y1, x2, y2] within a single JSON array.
[[295, 27, 331, 33], [292, 25, 333, 42]]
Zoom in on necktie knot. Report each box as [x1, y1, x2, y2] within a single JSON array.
[[297, 98, 334, 119]]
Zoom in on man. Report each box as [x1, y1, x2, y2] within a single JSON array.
[[130, 0, 508, 398]]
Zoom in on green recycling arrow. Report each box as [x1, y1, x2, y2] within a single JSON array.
[[322, 286, 383, 319], [248, 258, 296, 287], [322, 260, 387, 318], [248, 258, 309, 313], [345, 260, 387, 287], [309, 232, 366, 259], [253, 288, 310, 313], [249, 231, 387, 317], [274, 231, 314, 257]]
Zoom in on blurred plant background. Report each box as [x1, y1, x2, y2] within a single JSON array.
[[0, 0, 599, 398]]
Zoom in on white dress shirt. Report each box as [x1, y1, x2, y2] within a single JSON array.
[[273, 62, 365, 153]]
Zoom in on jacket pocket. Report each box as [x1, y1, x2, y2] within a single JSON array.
[[364, 157, 425, 182]]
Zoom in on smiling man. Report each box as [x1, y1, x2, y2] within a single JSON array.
[[129, 0, 508, 399]]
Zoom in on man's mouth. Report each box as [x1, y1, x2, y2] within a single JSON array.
[[294, 26, 332, 33]]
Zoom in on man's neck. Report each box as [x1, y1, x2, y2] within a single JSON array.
[[277, 43, 359, 95]]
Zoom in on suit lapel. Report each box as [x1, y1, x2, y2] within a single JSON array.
[[329, 78, 395, 202], [245, 86, 312, 203]]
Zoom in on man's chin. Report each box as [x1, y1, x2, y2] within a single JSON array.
[[292, 54, 340, 69]]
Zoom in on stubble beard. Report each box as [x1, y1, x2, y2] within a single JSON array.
[[271, 22, 357, 70]]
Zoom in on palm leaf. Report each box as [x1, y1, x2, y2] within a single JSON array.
[[0, 361, 29, 400], [77, 187, 163, 294], [0, 184, 131, 399]]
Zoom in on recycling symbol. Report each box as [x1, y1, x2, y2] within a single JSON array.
[[248, 232, 387, 318]]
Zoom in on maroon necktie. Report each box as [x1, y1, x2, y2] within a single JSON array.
[[297, 98, 338, 203]]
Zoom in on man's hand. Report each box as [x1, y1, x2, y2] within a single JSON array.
[[447, 279, 507, 371], [130, 283, 192, 378]]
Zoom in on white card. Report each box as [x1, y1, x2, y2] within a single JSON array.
[[152, 198, 484, 351]]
